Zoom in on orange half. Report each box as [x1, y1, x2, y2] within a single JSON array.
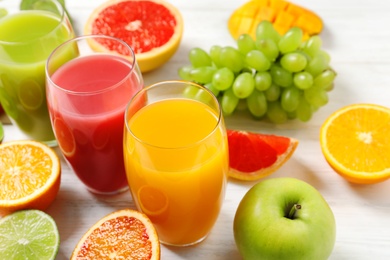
[[320, 103, 390, 184], [0, 140, 61, 216]]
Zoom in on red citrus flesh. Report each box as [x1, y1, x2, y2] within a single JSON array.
[[227, 130, 298, 181], [85, 0, 183, 72]]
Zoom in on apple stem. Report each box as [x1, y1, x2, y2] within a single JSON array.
[[288, 204, 301, 219]]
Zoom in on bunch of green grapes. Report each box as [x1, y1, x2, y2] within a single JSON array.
[[178, 21, 336, 123]]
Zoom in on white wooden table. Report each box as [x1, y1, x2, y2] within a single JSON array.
[[2, 0, 390, 259]]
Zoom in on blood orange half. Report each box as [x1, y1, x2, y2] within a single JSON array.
[[85, 0, 183, 73], [228, 130, 298, 181]]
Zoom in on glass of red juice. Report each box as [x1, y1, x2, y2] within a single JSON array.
[[45, 35, 143, 194]]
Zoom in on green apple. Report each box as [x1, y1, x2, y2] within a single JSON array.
[[234, 177, 336, 260]]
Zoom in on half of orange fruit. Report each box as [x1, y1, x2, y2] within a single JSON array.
[[0, 140, 61, 216], [320, 103, 390, 184], [71, 209, 160, 260]]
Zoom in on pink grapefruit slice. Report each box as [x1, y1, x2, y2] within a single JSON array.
[[228, 130, 298, 181], [84, 0, 184, 73]]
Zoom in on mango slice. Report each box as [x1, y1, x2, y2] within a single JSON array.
[[228, 0, 323, 40]]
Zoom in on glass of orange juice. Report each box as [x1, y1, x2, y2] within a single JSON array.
[[124, 80, 229, 246]]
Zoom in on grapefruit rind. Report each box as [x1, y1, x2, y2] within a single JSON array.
[[228, 130, 299, 181], [71, 208, 160, 260], [320, 103, 390, 184], [0, 140, 61, 216], [84, 0, 184, 73]]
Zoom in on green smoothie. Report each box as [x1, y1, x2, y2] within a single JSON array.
[[0, 10, 74, 143]]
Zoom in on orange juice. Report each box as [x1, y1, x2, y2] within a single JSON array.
[[124, 98, 228, 246]]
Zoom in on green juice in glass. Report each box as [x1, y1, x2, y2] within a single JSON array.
[[0, 9, 74, 144]]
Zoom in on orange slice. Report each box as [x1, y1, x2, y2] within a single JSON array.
[[228, 129, 298, 181], [84, 0, 183, 73], [53, 117, 76, 157], [0, 140, 61, 216], [320, 103, 390, 184], [71, 209, 160, 260]]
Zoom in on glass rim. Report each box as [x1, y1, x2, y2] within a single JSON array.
[[124, 80, 224, 150], [45, 34, 137, 96], [0, 0, 67, 46]]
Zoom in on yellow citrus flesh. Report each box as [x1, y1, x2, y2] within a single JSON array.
[[0, 140, 61, 216], [84, 0, 183, 73], [320, 103, 390, 184], [71, 209, 160, 260]]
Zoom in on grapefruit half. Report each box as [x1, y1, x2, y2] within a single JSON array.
[[85, 0, 184, 73], [228, 130, 298, 181]]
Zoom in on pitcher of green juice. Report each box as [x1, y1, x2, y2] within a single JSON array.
[[0, 0, 74, 145]]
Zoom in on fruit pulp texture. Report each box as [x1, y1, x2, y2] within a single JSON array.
[[0, 11, 73, 141], [49, 54, 141, 193], [124, 99, 228, 245]]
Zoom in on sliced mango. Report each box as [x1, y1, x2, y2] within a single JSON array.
[[228, 0, 323, 40]]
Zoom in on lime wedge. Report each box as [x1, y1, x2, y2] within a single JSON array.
[[0, 210, 60, 260]]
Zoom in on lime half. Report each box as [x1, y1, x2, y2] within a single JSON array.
[[0, 210, 60, 260]]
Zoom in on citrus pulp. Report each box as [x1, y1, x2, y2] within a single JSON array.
[[71, 209, 160, 260], [0, 140, 61, 216], [320, 103, 390, 184], [0, 209, 60, 260], [228, 129, 298, 181], [84, 0, 183, 73]]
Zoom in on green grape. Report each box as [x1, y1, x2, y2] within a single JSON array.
[[189, 47, 212, 67], [183, 85, 199, 99], [304, 85, 329, 107], [236, 99, 248, 111], [190, 66, 216, 83], [281, 87, 301, 112], [212, 67, 234, 91], [256, 38, 279, 61], [232, 72, 255, 99], [254, 71, 272, 91], [320, 50, 331, 63], [286, 110, 297, 120], [256, 20, 281, 44], [264, 83, 281, 101], [195, 88, 214, 104], [270, 64, 293, 87], [178, 65, 193, 81], [293, 71, 313, 90], [267, 101, 288, 123], [324, 83, 334, 92], [237, 34, 256, 55], [209, 45, 222, 67], [280, 52, 307, 72], [204, 82, 220, 97], [278, 27, 303, 54], [221, 88, 239, 115], [247, 90, 267, 118], [302, 35, 322, 57], [305, 53, 329, 77], [245, 50, 271, 72], [313, 69, 336, 88], [219, 46, 244, 73], [296, 97, 312, 122]]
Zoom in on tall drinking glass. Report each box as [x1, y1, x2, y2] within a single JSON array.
[[46, 35, 143, 194], [0, 0, 74, 146], [124, 81, 229, 246]]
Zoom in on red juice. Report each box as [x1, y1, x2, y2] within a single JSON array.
[[47, 54, 142, 193]]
